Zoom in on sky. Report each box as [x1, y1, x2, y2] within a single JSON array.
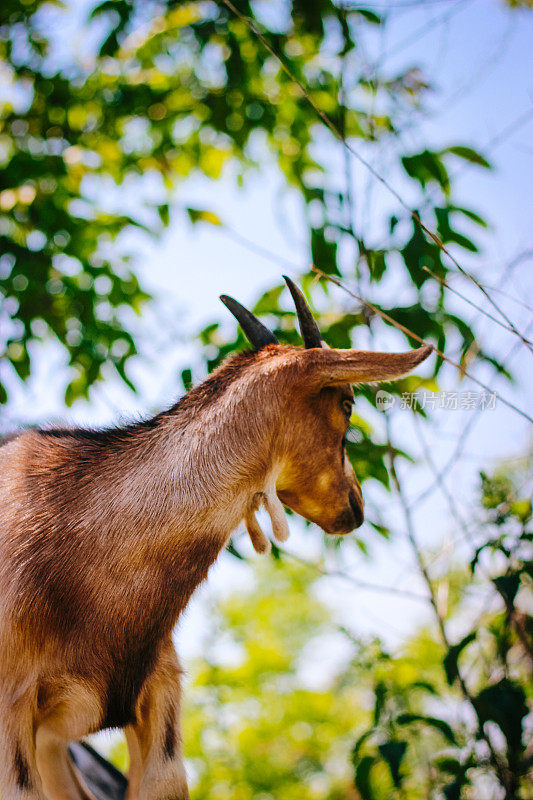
[[2, 0, 533, 754]]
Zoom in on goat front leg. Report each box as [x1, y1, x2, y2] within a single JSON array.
[[0, 684, 97, 800], [0, 705, 47, 800], [34, 679, 103, 800], [125, 640, 189, 800]]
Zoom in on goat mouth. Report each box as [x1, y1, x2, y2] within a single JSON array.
[[276, 490, 364, 534], [327, 491, 364, 534], [349, 490, 364, 528]]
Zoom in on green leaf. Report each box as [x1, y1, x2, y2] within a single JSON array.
[[437, 756, 473, 799], [366, 249, 387, 282], [114, 360, 136, 393], [474, 678, 528, 756], [443, 775, 469, 800], [367, 521, 390, 538], [158, 203, 170, 226], [355, 537, 368, 555], [444, 146, 491, 169], [410, 680, 438, 695], [270, 542, 282, 561], [353, 9, 382, 25], [310, 226, 339, 275], [450, 206, 488, 227], [510, 500, 532, 522], [373, 683, 386, 725], [402, 150, 450, 192], [351, 729, 375, 762], [90, 0, 122, 19], [186, 208, 223, 226], [476, 351, 513, 381], [493, 572, 521, 607], [378, 741, 407, 788], [354, 755, 377, 800], [444, 632, 477, 685], [435, 757, 463, 776], [397, 713, 457, 745], [252, 285, 284, 315], [181, 368, 193, 392], [226, 541, 246, 561], [446, 230, 479, 252]]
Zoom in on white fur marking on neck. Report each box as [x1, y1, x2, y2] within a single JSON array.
[[244, 509, 271, 554], [263, 488, 290, 543], [243, 479, 290, 552]]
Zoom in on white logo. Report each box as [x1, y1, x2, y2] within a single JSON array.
[[376, 390, 395, 411]]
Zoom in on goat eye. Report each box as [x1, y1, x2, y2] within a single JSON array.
[[342, 399, 353, 417]]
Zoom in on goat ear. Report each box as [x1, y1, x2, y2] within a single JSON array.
[[299, 344, 433, 386]]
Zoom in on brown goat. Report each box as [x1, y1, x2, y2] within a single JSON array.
[[0, 278, 431, 798]]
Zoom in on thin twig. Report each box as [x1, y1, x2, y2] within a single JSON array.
[[218, 0, 533, 358], [208, 203, 533, 422], [421, 265, 533, 347], [482, 284, 533, 315], [203, 215, 532, 425], [276, 544, 428, 603], [451, 110, 533, 185], [384, 414, 512, 796], [310, 266, 533, 424], [411, 412, 470, 533], [215, 216, 533, 356], [407, 410, 480, 510], [406, 306, 533, 511], [221, 226, 301, 273], [377, 0, 467, 65], [337, 19, 362, 287]]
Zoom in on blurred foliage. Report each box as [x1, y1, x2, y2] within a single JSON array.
[[2, 3, 531, 795], [0, 0, 506, 405], [106, 464, 531, 799], [349, 461, 532, 800]]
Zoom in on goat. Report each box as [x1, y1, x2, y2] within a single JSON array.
[[0, 277, 432, 799]]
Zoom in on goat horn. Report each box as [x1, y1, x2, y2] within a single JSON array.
[[220, 295, 278, 349], [283, 276, 323, 349]]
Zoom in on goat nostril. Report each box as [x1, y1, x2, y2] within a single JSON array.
[[348, 490, 364, 528]]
